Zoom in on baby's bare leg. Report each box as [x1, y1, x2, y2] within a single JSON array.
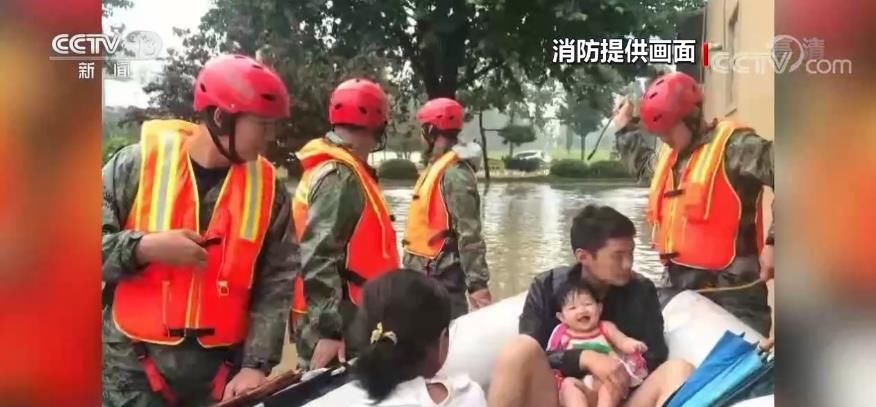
[[586, 376, 624, 407], [598, 382, 623, 407], [559, 377, 590, 407], [582, 376, 600, 407]]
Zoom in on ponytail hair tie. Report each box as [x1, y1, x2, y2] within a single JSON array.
[[370, 322, 398, 345]]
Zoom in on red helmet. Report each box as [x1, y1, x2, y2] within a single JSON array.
[[416, 98, 464, 131], [639, 72, 703, 135], [193, 54, 290, 119], [328, 78, 389, 130]]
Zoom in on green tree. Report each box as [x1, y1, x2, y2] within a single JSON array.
[[557, 66, 624, 160], [282, 0, 703, 99], [124, 0, 413, 170], [132, 0, 704, 169], [498, 124, 537, 158], [102, 0, 132, 17]]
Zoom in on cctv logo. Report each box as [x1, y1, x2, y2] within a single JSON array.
[[52, 34, 124, 56], [50, 31, 162, 59]]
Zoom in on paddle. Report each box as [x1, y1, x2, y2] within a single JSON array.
[[211, 369, 303, 407], [212, 360, 353, 407]]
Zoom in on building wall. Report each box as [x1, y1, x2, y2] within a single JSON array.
[[702, 0, 775, 142], [703, 0, 775, 221], [702, 0, 775, 329]]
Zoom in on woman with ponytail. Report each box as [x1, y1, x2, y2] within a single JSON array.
[[351, 269, 486, 406]]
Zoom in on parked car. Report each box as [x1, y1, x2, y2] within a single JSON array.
[[512, 150, 552, 164]]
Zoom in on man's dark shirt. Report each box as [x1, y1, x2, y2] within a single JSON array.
[[519, 265, 668, 377], [190, 160, 230, 231]]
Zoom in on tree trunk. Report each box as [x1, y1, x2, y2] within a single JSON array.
[[565, 126, 573, 153], [580, 135, 587, 161], [509, 143, 515, 158], [479, 112, 490, 181]]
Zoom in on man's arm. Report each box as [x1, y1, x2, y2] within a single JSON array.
[[638, 280, 668, 372], [299, 164, 364, 340], [241, 180, 300, 372], [519, 277, 551, 346], [442, 165, 489, 293], [725, 132, 775, 244], [102, 144, 144, 283], [614, 121, 657, 185]]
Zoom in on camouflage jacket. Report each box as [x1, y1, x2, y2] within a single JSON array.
[[101, 144, 298, 372], [294, 132, 370, 341], [403, 143, 490, 294], [614, 121, 775, 261]]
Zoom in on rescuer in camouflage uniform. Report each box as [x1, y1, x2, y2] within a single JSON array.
[[102, 55, 298, 406], [611, 72, 775, 336], [291, 79, 399, 371], [402, 98, 492, 319]]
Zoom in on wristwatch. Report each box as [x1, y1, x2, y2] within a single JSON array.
[[241, 359, 273, 375]]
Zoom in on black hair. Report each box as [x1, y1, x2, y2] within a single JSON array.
[[570, 204, 636, 256], [556, 274, 602, 307], [352, 269, 452, 402]]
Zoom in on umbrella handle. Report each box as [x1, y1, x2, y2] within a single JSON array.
[[587, 119, 613, 161]]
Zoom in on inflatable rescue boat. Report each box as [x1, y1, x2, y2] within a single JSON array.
[[264, 291, 774, 407]]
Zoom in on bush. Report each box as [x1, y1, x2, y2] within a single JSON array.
[[549, 159, 589, 178], [486, 158, 504, 171], [378, 158, 419, 180], [503, 157, 543, 172], [549, 159, 631, 179], [586, 160, 630, 179], [103, 134, 136, 165]]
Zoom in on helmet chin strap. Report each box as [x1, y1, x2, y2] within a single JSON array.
[[370, 124, 388, 153], [209, 130, 245, 165], [207, 109, 245, 165]]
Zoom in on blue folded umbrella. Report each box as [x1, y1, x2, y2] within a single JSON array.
[[663, 330, 774, 407]]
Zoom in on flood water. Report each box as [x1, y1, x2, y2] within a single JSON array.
[[382, 181, 665, 299]]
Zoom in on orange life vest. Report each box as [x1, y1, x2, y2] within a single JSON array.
[[112, 120, 276, 347], [402, 151, 459, 260], [647, 120, 762, 271], [290, 138, 399, 323]]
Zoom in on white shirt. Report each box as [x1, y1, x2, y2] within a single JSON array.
[[351, 374, 487, 407]]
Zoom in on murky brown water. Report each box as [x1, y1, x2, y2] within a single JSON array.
[[382, 181, 664, 298]]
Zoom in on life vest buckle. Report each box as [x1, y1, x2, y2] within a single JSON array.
[[217, 280, 230, 296], [663, 189, 685, 198], [659, 252, 680, 260], [166, 327, 216, 338]]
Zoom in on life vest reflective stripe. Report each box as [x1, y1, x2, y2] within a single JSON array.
[[113, 120, 275, 347], [646, 121, 751, 271], [290, 138, 399, 323], [403, 151, 459, 260]]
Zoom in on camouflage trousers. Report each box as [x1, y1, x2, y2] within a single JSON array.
[[102, 310, 235, 407], [658, 255, 772, 337], [418, 264, 470, 320]]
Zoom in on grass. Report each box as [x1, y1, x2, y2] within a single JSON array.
[[486, 149, 614, 162], [377, 175, 639, 187]]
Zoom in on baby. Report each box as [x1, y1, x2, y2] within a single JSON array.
[[547, 277, 649, 407]]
